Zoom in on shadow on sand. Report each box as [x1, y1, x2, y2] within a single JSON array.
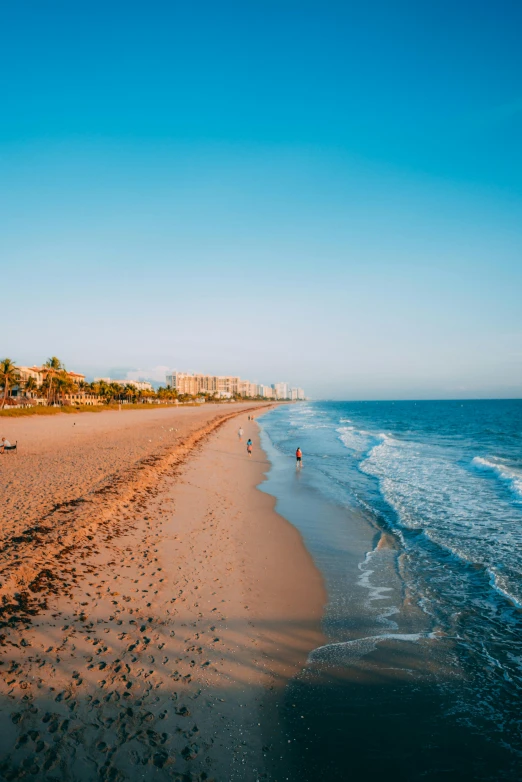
[[1, 619, 520, 782]]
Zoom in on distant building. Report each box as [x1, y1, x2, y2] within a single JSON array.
[[167, 372, 243, 397], [68, 371, 86, 384], [63, 391, 103, 406], [273, 382, 290, 400], [94, 378, 153, 392], [16, 366, 86, 387], [236, 380, 248, 397], [15, 366, 46, 388], [123, 380, 153, 392], [290, 387, 306, 400], [12, 365, 86, 401], [165, 371, 303, 401]]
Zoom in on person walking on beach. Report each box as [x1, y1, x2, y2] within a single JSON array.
[[247, 438, 253, 456], [296, 447, 302, 468], [238, 427, 244, 441]]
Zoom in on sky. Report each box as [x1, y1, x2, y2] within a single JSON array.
[[1, 0, 521, 399]]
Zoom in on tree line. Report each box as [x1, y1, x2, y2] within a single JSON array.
[[0, 357, 267, 409]]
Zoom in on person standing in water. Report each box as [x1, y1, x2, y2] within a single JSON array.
[[296, 447, 302, 468], [247, 438, 253, 456], [238, 427, 244, 441]]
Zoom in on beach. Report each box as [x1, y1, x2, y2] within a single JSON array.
[[0, 404, 325, 781], [260, 401, 522, 782], [4, 399, 521, 782]]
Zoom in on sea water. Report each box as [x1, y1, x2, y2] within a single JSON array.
[[260, 400, 522, 779]]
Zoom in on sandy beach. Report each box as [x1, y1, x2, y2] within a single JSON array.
[[0, 404, 325, 781]]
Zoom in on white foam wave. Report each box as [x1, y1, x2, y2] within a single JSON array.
[[360, 435, 522, 612], [337, 426, 384, 454], [473, 457, 522, 501], [358, 549, 394, 602], [308, 632, 436, 665], [487, 568, 522, 609]]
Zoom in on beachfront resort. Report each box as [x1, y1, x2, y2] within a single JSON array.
[[0, 357, 306, 409]]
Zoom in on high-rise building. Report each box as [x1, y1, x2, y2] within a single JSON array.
[[166, 371, 303, 400], [167, 372, 241, 397], [273, 382, 290, 399]]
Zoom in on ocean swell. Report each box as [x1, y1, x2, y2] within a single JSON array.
[[473, 456, 522, 502]]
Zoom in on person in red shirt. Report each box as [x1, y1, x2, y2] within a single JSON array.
[[296, 447, 302, 468]]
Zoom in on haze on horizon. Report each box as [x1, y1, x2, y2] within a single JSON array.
[[2, 1, 521, 401]]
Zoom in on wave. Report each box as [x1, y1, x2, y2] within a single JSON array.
[[360, 436, 522, 610], [473, 457, 522, 501], [337, 425, 388, 455], [487, 567, 522, 610], [308, 632, 437, 665]]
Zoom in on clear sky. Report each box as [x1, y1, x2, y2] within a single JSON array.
[[2, 0, 521, 399]]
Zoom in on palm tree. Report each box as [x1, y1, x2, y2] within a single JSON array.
[[109, 382, 123, 403], [24, 375, 39, 399], [82, 380, 102, 403], [44, 356, 65, 405], [54, 373, 76, 405], [97, 380, 110, 402], [0, 358, 20, 409], [77, 380, 88, 401], [123, 383, 136, 404]]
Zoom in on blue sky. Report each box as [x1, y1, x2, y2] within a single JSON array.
[[2, 0, 521, 398]]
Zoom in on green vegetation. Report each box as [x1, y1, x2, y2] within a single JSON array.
[[43, 356, 65, 405], [0, 359, 20, 410], [0, 355, 271, 417]]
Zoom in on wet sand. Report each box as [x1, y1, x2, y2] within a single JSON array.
[[258, 422, 522, 782], [0, 406, 325, 780]]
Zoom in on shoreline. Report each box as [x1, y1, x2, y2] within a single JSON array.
[[258, 404, 522, 782], [0, 401, 283, 419], [0, 404, 326, 780]]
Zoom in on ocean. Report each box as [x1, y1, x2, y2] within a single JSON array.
[[259, 400, 522, 781]]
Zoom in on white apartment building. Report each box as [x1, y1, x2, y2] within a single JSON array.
[[273, 382, 290, 400], [125, 380, 153, 392], [167, 372, 240, 397], [94, 378, 154, 392], [166, 372, 303, 400], [290, 387, 306, 400]]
